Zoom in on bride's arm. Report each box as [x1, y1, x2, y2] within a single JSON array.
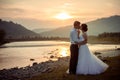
[[82, 32, 88, 41], [78, 32, 87, 45]]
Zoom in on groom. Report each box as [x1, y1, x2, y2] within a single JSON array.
[[69, 21, 87, 74]]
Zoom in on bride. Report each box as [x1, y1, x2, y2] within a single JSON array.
[[76, 24, 109, 75]]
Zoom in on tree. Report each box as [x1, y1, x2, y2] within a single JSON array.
[[0, 19, 2, 22], [0, 29, 6, 45]]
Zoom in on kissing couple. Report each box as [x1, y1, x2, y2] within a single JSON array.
[[67, 21, 109, 75]]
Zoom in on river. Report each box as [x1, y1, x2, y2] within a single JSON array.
[[0, 41, 120, 70]]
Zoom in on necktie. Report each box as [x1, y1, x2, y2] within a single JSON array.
[[77, 30, 80, 39]]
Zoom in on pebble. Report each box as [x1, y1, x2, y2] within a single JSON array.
[[94, 52, 102, 55], [32, 62, 38, 66], [30, 58, 35, 61], [50, 55, 54, 58]]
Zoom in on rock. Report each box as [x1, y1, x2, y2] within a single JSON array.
[[102, 59, 109, 62], [98, 56, 102, 59], [45, 67, 53, 73], [48, 52, 52, 54], [116, 48, 120, 50], [30, 58, 35, 61], [94, 52, 102, 55], [50, 55, 54, 58], [32, 62, 38, 66], [103, 59, 107, 62]]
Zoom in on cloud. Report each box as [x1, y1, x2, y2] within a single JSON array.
[[0, 7, 25, 13], [0, 6, 46, 20], [0, 6, 28, 18], [0, 0, 120, 29], [0, 0, 12, 4]]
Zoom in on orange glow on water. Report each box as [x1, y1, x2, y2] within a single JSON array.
[[60, 47, 68, 57]]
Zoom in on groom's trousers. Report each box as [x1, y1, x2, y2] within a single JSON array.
[[69, 44, 79, 74]]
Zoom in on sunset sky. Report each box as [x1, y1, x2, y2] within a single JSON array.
[[0, 0, 120, 29]]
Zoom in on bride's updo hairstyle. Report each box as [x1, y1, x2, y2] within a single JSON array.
[[81, 24, 88, 32]]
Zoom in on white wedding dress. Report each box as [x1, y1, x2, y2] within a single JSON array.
[[76, 33, 109, 75]]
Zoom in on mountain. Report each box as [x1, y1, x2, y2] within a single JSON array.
[[40, 15, 120, 37], [40, 25, 71, 37], [33, 28, 54, 33], [87, 15, 120, 35], [0, 19, 38, 38]]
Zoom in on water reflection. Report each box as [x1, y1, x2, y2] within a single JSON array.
[[0, 41, 120, 70], [59, 47, 68, 57], [0, 41, 70, 70]]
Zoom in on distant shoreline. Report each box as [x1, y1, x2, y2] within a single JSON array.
[[2, 39, 120, 46]]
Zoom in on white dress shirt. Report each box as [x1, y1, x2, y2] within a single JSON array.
[[70, 28, 79, 44]]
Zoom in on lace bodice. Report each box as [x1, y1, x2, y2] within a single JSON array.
[[78, 32, 87, 42]]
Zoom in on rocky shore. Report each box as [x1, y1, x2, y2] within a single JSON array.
[[28, 55, 120, 80], [0, 48, 120, 80], [0, 56, 69, 80]]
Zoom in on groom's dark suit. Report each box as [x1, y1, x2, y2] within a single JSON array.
[[69, 44, 78, 74], [69, 28, 79, 74]]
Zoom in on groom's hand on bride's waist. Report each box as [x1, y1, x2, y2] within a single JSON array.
[[78, 40, 87, 45], [74, 41, 79, 44]]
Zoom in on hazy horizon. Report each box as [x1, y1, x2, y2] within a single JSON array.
[[0, 0, 120, 30]]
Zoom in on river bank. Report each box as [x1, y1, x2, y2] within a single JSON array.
[[27, 55, 120, 80], [0, 41, 120, 80], [1, 41, 120, 70], [0, 49, 120, 80]]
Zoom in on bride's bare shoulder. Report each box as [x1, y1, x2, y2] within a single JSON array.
[[83, 32, 87, 36], [82, 32, 88, 40]]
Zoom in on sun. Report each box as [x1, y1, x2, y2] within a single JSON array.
[[55, 12, 72, 20]]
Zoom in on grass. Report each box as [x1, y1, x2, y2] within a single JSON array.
[[27, 56, 120, 80]]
